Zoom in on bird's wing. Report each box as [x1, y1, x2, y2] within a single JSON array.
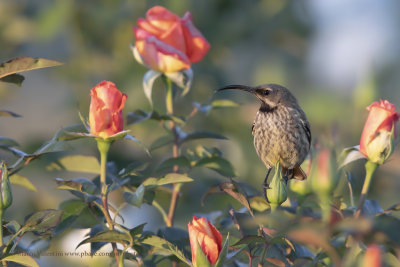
[[300, 118, 311, 148]]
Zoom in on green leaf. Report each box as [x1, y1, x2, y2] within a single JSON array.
[[150, 135, 174, 151], [130, 223, 147, 238], [22, 209, 63, 234], [180, 131, 227, 144], [0, 74, 25, 86], [76, 230, 132, 248], [195, 157, 236, 177], [55, 177, 98, 195], [59, 199, 87, 220], [46, 155, 100, 174], [124, 184, 145, 207], [141, 235, 191, 266], [211, 99, 239, 108], [249, 196, 270, 212], [156, 156, 191, 173], [127, 109, 152, 125], [125, 134, 151, 156], [142, 173, 193, 187], [0, 137, 19, 147], [0, 57, 63, 79], [232, 235, 264, 246], [10, 174, 37, 191], [2, 254, 39, 267], [0, 110, 22, 117]]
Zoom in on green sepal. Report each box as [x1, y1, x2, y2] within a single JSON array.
[[214, 234, 229, 267], [194, 240, 211, 267]]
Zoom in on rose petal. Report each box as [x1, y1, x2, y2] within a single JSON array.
[[181, 12, 210, 62]]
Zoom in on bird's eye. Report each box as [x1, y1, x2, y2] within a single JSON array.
[[263, 90, 271, 96]]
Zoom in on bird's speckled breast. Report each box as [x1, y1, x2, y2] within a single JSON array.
[[252, 105, 309, 169]]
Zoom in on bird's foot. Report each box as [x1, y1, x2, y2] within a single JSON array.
[[263, 182, 270, 203]]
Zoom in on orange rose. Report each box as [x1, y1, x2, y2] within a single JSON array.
[[89, 81, 127, 139], [188, 216, 222, 266], [134, 6, 210, 73], [360, 100, 399, 164]]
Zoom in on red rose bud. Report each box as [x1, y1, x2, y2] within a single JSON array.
[[360, 100, 399, 164], [0, 162, 12, 211], [362, 244, 382, 267], [89, 81, 127, 139], [134, 6, 210, 73], [188, 216, 222, 266]]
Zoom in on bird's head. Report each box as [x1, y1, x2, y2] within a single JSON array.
[[217, 83, 298, 110]]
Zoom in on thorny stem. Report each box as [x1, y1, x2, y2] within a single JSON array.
[[355, 161, 378, 218], [97, 139, 122, 266], [165, 77, 182, 227]]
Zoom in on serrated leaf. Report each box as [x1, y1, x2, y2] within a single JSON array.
[[46, 155, 100, 174], [124, 184, 145, 207], [0, 74, 25, 86], [142, 173, 193, 187], [141, 235, 191, 266], [211, 99, 239, 108], [88, 225, 108, 254], [339, 146, 366, 168], [150, 135, 174, 151], [22, 209, 63, 233], [2, 254, 39, 267], [156, 156, 190, 173], [77, 230, 132, 249], [195, 157, 236, 177], [10, 174, 37, 191], [0, 57, 63, 78], [165, 68, 193, 97], [143, 70, 162, 106], [180, 131, 227, 144], [0, 110, 22, 117]]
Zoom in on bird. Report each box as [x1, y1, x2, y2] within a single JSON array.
[[217, 84, 311, 197]]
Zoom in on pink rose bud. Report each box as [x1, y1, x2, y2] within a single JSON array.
[[89, 81, 127, 139]]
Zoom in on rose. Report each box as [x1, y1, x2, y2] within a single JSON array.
[[134, 6, 210, 73], [89, 81, 127, 139], [310, 149, 339, 194], [360, 100, 399, 164], [188, 216, 222, 266]]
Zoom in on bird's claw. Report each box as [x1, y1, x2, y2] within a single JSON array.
[[263, 182, 270, 203]]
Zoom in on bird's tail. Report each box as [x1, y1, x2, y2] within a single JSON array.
[[282, 166, 307, 180]]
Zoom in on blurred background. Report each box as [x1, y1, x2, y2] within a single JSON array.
[[1, 0, 400, 266]]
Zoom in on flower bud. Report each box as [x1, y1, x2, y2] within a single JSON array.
[[188, 216, 222, 266], [360, 99, 399, 165], [266, 163, 287, 208], [0, 162, 12, 211], [310, 149, 339, 195], [362, 244, 382, 267]]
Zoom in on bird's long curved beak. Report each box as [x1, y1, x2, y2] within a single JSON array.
[[217, 84, 255, 93]]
